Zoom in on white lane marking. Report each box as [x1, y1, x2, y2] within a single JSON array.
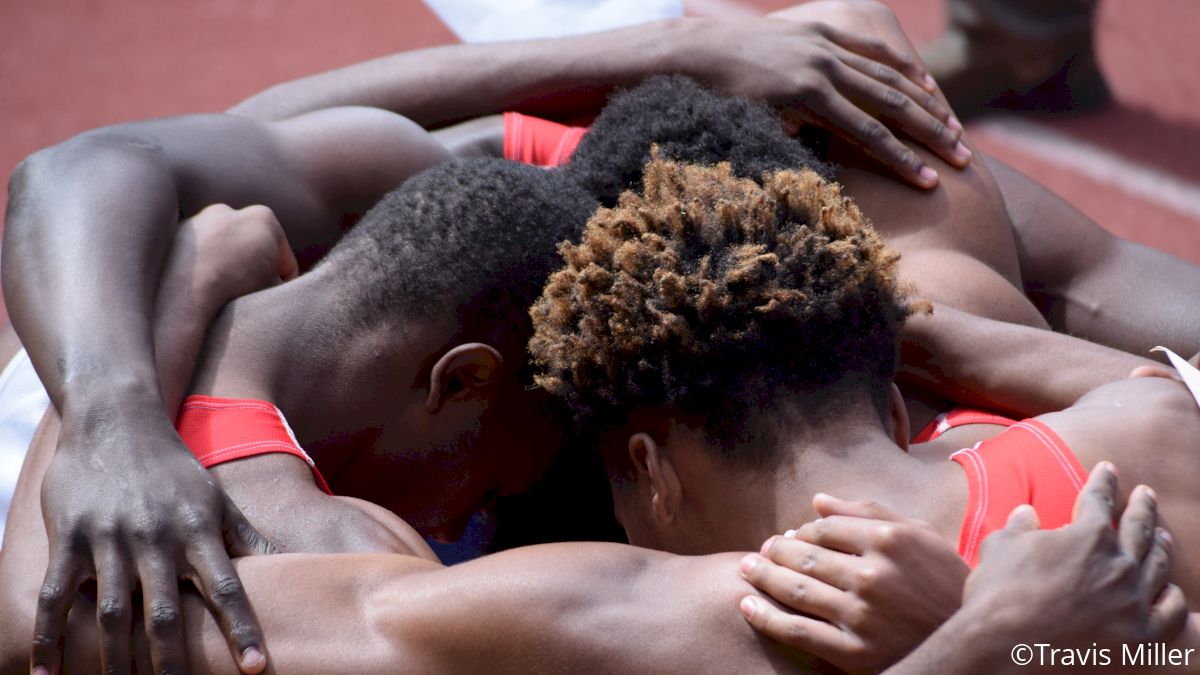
[[971, 116, 1200, 221]]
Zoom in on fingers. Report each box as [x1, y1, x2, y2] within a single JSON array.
[[1141, 529, 1173, 602], [222, 496, 275, 557], [819, 23, 929, 92], [186, 537, 267, 674], [812, 493, 904, 522], [739, 594, 855, 656], [276, 235, 299, 282], [807, 92, 938, 189], [1004, 504, 1041, 533], [795, 515, 894, 556], [830, 50, 969, 170], [1072, 462, 1120, 528], [740, 553, 854, 622], [1147, 583, 1189, 643], [1118, 485, 1158, 562], [760, 535, 860, 590], [95, 543, 134, 675], [137, 555, 190, 675], [31, 545, 83, 675]]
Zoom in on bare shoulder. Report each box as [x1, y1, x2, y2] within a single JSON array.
[[1039, 375, 1200, 463]]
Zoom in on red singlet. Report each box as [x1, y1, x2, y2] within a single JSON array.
[[175, 395, 332, 494]]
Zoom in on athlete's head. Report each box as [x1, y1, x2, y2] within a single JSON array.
[[317, 157, 598, 541], [565, 74, 832, 207], [529, 155, 917, 552]]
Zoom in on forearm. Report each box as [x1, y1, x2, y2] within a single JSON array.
[[885, 602, 1021, 675], [228, 19, 703, 124], [899, 304, 1160, 417], [989, 156, 1200, 357], [3, 137, 180, 419]]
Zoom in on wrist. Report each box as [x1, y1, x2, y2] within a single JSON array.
[[59, 375, 169, 434]]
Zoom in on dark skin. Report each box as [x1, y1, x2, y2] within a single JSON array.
[[2, 7, 974, 673], [889, 465, 1187, 675], [0, 201, 941, 675], [0, 209, 1185, 674], [14, 0, 1200, 667]]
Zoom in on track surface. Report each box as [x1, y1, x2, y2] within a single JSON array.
[[2, 0, 1197, 325]]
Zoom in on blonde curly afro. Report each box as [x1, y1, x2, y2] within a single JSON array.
[[529, 152, 918, 464]]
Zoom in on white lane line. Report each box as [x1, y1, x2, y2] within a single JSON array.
[[971, 116, 1200, 221], [684, 0, 761, 18]]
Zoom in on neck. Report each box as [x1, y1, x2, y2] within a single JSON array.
[[187, 271, 423, 475], [685, 423, 965, 552]]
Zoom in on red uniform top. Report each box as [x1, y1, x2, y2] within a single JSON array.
[[950, 419, 1087, 567], [502, 112, 587, 167], [175, 395, 332, 494]]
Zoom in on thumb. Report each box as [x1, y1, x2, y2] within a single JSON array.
[[812, 492, 904, 522], [1003, 504, 1041, 533], [223, 495, 275, 556]]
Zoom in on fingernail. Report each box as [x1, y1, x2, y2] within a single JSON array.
[[919, 165, 938, 187], [33, 667, 49, 675], [947, 115, 963, 134], [923, 73, 937, 91], [760, 536, 776, 556], [954, 141, 972, 163], [1105, 462, 1119, 478], [740, 554, 758, 577], [740, 596, 758, 619], [242, 647, 265, 669], [1144, 486, 1157, 503], [784, 529, 797, 539], [1160, 529, 1174, 550]]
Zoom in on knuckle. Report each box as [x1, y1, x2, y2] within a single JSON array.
[[180, 509, 214, 537], [859, 118, 887, 143], [97, 596, 129, 627], [799, 550, 820, 573], [32, 632, 56, 651], [211, 575, 245, 601], [871, 524, 901, 551], [845, 601, 874, 632], [809, 50, 835, 71], [788, 581, 808, 607], [854, 565, 880, 590], [783, 619, 809, 644], [132, 514, 166, 545], [873, 63, 900, 85], [147, 602, 180, 634], [38, 582, 66, 609]]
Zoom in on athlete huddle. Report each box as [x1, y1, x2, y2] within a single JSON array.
[[1, 1, 1198, 673]]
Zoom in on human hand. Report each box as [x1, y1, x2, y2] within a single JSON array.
[[172, 203, 298, 308], [963, 463, 1185, 650], [33, 412, 273, 675], [690, 9, 966, 189], [738, 495, 967, 673]]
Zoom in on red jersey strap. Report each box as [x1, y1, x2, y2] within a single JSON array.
[[503, 112, 588, 167], [176, 395, 332, 495], [951, 419, 1087, 567], [912, 407, 1018, 444]]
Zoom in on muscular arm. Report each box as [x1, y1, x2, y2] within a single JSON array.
[[2, 107, 450, 674], [989, 156, 1200, 357], [898, 304, 1162, 417]]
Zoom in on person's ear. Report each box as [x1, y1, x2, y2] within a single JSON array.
[[889, 384, 910, 451], [425, 343, 504, 414], [628, 432, 682, 526]]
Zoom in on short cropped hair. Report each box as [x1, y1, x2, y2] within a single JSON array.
[[565, 75, 832, 207], [318, 158, 598, 359], [530, 155, 916, 467]]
